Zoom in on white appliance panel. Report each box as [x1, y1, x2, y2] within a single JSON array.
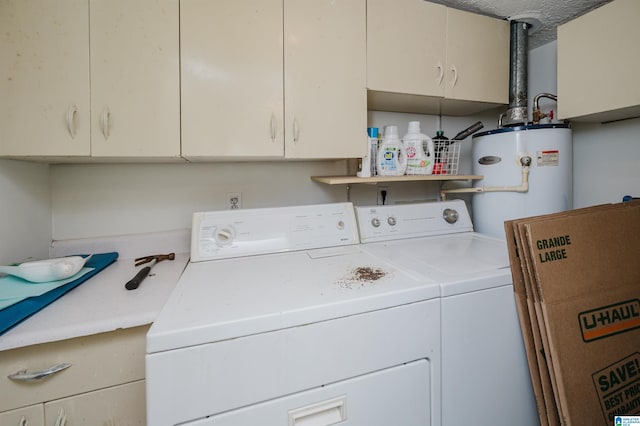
[[186, 360, 431, 425], [191, 202, 359, 262], [357, 199, 473, 243], [441, 285, 538, 426], [147, 300, 440, 426]]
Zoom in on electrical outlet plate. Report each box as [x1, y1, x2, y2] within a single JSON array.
[[226, 192, 242, 210]]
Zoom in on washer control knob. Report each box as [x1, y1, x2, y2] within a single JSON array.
[[337, 220, 345, 230], [443, 208, 459, 224], [387, 216, 397, 226], [371, 218, 381, 228]]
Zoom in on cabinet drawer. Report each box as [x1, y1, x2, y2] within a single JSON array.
[[0, 325, 148, 412]]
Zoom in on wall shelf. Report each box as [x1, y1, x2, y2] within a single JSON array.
[[311, 175, 483, 185]]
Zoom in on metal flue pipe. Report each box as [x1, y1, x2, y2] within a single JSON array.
[[504, 20, 530, 126]]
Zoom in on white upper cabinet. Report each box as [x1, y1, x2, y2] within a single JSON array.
[[366, 0, 509, 115], [443, 8, 509, 106], [367, 0, 446, 99], [0, 0, 180, 159], [180, 0, 285, 159], [181, 0, 367, 160], [558, 0, 640, 122], [283, 0, 367, 159], [0, 0, 90, 156], [89, 0, 180, 158]]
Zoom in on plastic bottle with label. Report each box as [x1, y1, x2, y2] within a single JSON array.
[[369, 127, 379, 176], [377, 125, 407, 176], [358, 129, 373, 178], [432, 130, 449, 175], [403, 121, 434, 175]]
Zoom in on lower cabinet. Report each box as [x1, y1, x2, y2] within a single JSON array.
[[0, 326, 148, 425], [0, 381, 145, 426]]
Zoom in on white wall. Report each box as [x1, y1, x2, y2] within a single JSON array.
[[50, 161, 349, 240], [0, 159, 51, 265]]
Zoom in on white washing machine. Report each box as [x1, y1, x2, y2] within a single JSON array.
[[355, 200, 539, 426], [146, 203, 442, 426]]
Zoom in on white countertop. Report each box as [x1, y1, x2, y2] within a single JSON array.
[[0, 230, 190, 352]]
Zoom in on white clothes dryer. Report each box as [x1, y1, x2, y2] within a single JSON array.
[[355, 200, 539, 426], [146, 203, 442, 426]]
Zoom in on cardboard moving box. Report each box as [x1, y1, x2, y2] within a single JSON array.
[[505, 202, 640, 426]]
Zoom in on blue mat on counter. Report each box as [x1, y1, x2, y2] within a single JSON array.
[[0, 252, 118, 336]]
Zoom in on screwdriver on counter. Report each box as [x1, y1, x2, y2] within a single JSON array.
[[125, 253, 175, 290]]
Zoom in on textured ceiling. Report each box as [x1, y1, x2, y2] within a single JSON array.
[[429, 0, 612, 49]]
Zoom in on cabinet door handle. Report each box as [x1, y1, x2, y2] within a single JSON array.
[[450, 64, 458, 88], [54, 408, 67, 426], [19, 416, 27, 426], [66, 105, 78, 139], [7, 362, 71, 381], [100, 107, 111, 139], [436, 61, 444, 86], [292, 118, 300, 143], [270, 113, 277, 142]]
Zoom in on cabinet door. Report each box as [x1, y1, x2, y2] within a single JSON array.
[[90, 0, 180, 158], [366, 0, 446, 98], [444, 8, 509, 105], [284, 0, 367, 159], [558, 0, 640, 122], [0, 404, 44, 426], [180, 0, 284, 159], [44, 380, 145, 426], [0, 0, 90, 156]]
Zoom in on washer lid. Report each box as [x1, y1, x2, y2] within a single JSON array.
[[147, 245, 439, 354], [361, 233, 512, 296]]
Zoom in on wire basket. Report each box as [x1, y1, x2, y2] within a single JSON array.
[[433, 140, 461, 175]]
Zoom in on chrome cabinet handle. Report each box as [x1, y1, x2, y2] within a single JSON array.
[[19, 416, 27, 426], [7, 362, 71, 381], [100, 107, 111, 139], [66, 105, 78, 139]]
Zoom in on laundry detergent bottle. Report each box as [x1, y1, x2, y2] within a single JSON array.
[[403, 121, 434, 175], [377, 125, 407, 176]]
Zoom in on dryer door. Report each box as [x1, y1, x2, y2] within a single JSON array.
[[187, 359, 431, 425]]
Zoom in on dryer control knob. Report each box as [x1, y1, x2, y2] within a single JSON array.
[[214, 226, 236, 246], [371, 218, 381, 228], [387, 216, 397, 226], [443, 208, 459, 224]]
